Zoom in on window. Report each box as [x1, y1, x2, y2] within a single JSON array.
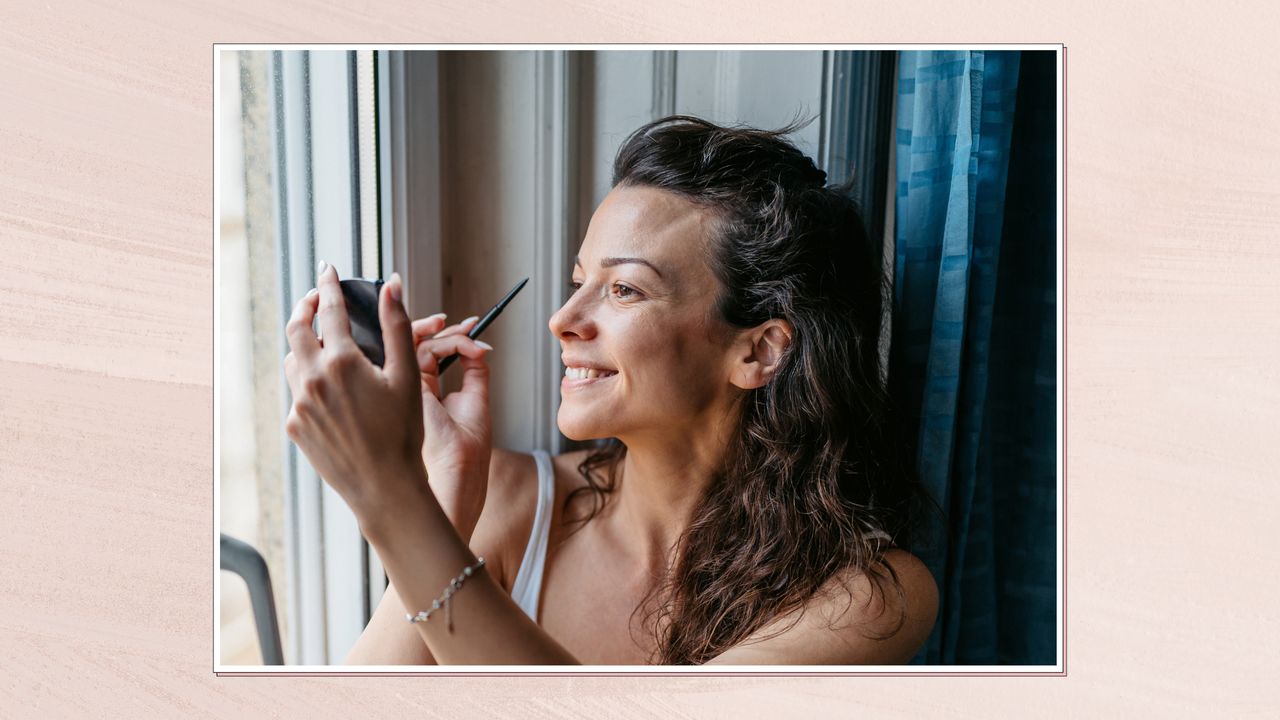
[[218, 48, 384, 666]]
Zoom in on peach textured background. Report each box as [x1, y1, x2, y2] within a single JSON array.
[[2, 0, 1277, 716]]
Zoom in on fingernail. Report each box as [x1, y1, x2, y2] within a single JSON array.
[[462, 315, 480, 326], [390, 272, 403, 303], [306, 288, 318, 297], [475, 340, 493, 351], [316, 259, 328, 276]]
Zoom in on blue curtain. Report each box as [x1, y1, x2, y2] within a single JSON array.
[[891, 50, 1057, 665]]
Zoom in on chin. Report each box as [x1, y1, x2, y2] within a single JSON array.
[[556, 406, 614, 442]]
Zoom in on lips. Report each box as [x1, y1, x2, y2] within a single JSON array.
[[562, 357, 616, 373]]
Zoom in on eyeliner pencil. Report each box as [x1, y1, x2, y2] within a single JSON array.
[[436, 277, 529, 373]]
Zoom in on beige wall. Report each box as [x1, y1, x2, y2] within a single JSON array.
[[438, 51, 544, 452]]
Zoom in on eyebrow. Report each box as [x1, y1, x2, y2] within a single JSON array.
[[574, 255, 665, 279]]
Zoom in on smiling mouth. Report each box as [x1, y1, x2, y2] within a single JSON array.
[[563, 366, 617, 380]]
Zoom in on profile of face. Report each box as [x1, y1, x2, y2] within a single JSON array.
[[549, 184, 749, 445]]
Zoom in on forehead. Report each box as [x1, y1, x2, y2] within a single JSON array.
[[578, 184, 719, 267]]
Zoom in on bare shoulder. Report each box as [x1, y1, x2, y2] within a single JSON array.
[[471, 448, 596, 591], [488, 447, 539, 500], [491, 447, 595, 515], [854, 549, 939, 652], [469, 449, 539, 591], [707, 549, 939, 665]]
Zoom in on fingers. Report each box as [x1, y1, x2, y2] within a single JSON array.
[[411, 315, 478, 353], [285, 288, 322, 362], [379, 272, 418, 391], [419, 352, 490, 427], [314, 262, 357, 354], [454, 351, 491, 403], [415, 334, 490, 401], [432, 315, 480, 340], [411, 313, 448, 345], [415, 333, 492, 370], [283, 350, 299, 398]]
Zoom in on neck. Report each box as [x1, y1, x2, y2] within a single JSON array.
[[606, 409, 739, 576]]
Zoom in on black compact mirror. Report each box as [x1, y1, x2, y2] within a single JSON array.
[[339, 278, 385, 367]]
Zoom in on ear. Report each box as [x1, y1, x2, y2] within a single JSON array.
[[728, 319, 793, 390]]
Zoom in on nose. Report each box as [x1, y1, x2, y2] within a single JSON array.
[[549, 288, 596, 342]]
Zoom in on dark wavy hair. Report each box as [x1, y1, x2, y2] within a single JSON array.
[[564, 114, 925, 664]]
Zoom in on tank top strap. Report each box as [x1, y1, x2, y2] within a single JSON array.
[[510, 449, 555, 623]]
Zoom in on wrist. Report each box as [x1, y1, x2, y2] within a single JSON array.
[[427, 465, 489, 543], [356, 463, 436, 547], [420, 449, 490, 542]]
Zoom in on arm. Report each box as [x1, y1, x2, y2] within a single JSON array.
[[344, 449, 534, 665], [363, 469, 578, 665], [349, 470, 578, 665], [345, 577, 437, 665]]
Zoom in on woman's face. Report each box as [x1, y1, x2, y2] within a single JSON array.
[[549, 184, 742, 443]]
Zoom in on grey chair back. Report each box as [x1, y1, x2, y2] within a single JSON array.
[[220, 533, 285, 665]]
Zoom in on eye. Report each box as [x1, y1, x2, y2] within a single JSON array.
[[611, 283, 641, 300], [568, 280, 583, 292]]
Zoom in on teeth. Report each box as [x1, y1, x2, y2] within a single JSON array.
[[564, 366, 615, 380]]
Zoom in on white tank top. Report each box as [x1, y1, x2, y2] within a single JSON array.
[[510, 450, 555, 623]]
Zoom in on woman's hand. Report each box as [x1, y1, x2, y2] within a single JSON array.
[[282, 264, 426, 528], [410, 313, 494, 540]]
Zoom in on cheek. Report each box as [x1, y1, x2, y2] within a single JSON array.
[[625, 321, 726, 407]]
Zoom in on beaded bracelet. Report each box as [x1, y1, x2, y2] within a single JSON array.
[[405, 556, 485, 633]]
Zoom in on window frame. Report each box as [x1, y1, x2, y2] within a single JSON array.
[[269, 49, 384, 665]]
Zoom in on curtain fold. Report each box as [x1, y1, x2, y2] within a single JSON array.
[[890, 49, 1057, 665]]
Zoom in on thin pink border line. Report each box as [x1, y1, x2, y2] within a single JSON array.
[[212, 43, 1070, 671], [1062, 43, 1069, 678], [217, 666, 1059, 671]]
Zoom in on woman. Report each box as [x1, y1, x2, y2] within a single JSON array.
[[284, 115, 938, 665]]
